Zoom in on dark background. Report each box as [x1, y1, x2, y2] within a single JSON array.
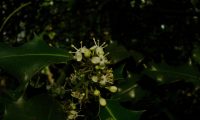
[[1, 0, 200, 120]]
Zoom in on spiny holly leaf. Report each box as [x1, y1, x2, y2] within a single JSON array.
[[112, 72, 139, 101], [100, 100, 144, 120], [0, 34, 72, 82], [143, 62, 200, 85], [3, 94, 65, 120]]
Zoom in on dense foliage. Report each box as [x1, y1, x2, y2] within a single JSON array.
[[1, 0, 200, 120]]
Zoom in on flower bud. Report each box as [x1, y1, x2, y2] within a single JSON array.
[[95, 65, 100, 70], [93, 89, 100, 96], [80, 47, 91, 58], [84, 49, 91, 58], [108, 86, 118, 93], [91, 76, 98, 82], [99, 97, 107, 106], [70, 103, 76, 110]]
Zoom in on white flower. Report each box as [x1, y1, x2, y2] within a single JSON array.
[[74, 51, 82, 61], [69, 44, 83, 62], [99, 75, 107, 86], [96, 47, 104, 56], [90, 38, 107, 56], [91, 57, 101, 64], [91, 54, 109, 66], [69, 41, 91, 61], [80, 46, 91, 58]]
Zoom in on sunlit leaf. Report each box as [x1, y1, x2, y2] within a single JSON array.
[[100, 100, 144, 120]]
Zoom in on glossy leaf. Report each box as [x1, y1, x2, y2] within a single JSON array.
[[112, 72, 139, 101], [106, 42, 130, 63], [193, 46, 200, 64], [3, 94, 65, 120], [144, 62, 200, 84], [0, 34, 72, 82], [106, 42, 143, 63], [100, 100, 144, 120], [113, 64, 125, 81]]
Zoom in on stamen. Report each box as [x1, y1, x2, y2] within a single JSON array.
[[102, 44, 108, 48], [104, 52, 109, 56], [93, 38, 97, 46], [100, 42, 106, 47], [71, 44, 79, 51]]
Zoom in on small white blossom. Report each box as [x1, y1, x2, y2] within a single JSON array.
[[70, 41, 91, 61], [74, 51, 82, 61], [96, 47, 104, 56], [99, 75, 107, 86], [90, 38, 107, 56], [91, 57, 101, 64], [69, 44, 83, 62], [80, 46, 91, 58]]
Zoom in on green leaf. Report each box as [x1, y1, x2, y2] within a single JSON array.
[[3, 94, 65, 120], [144, 62, 200, 84], [106, 42, 143, 63], [106, 42, 130, 63], [0, 34, 72, 82], [100, 100, 144, 120], [112, 72, 139, 101], [113, 64, 125, 81], [193, 46, 200, 64]]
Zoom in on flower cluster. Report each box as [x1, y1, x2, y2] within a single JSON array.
[[64, 39, 117, 119]]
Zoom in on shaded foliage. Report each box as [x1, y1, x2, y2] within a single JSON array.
[[1, 0, 200, 120]]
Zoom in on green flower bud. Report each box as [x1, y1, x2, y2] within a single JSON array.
[[83, 48, 91, 58], [70, 103, 76, 110], [108, 86, 118, 93], [93, 89, 100, 96], [99, 97, 107, 106], [91, 76, 98, 82]]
